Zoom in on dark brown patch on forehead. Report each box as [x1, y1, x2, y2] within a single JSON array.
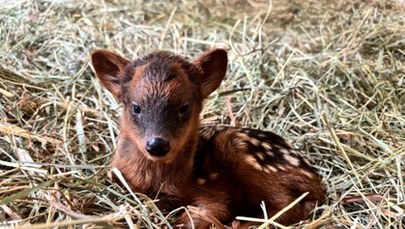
[[120, 51, 203, 105], [122, 51, 199, 84], [145, 61, 181, 82], [131, 66, 194, 96]]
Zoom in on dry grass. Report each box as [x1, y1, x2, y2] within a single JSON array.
[[1, 0, 405, 228]]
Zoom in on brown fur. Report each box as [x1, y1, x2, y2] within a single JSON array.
[[91, 49, 324, 228]]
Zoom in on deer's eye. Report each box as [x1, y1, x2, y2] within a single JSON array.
[[179, 104, 189, 114], [132, 104, 141, 115]]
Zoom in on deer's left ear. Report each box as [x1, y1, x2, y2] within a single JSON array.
[[192, 49, 228, 98]]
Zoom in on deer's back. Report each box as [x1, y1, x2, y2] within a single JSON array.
[[192, 124, 324, 225]]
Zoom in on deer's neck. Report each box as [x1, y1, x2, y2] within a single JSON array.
[[112, 135, 197, 194]]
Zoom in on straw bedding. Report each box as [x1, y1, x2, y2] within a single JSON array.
[[0, 0, 404, 228]]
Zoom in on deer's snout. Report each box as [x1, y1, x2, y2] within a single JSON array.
[[145, 137, 171, 157]]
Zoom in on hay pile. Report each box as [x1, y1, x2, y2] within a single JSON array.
[[1, 0, 404, 228]]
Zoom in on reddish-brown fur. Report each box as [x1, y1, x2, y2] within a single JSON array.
[[91, 48, 324, 228]]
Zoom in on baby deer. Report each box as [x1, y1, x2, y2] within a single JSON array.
[[91, 48, 324, 228]]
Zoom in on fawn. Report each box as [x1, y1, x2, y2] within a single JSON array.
[[91, 48, 324, 228]]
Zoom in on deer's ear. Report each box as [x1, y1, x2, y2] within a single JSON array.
[[91, 50, 130, 98], [192, 49, 228, 98]]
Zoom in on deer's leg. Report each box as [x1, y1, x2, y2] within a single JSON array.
[[176, 197, 231, 229]]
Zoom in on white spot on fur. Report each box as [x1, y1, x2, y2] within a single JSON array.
[[262, 142, 272, 151], [264, 165, 278, 173], [290, 150, 299, 156], [279, 148, 290, 155], [262, 142, 274, 156], [233, 138, 248, 149], [209, 172, 219, 180], [256, 152, 265, 161], [245, 155, 262, 171], [197, 178, 207, 185], [277, 165, 287, 171], [258, 133, 266, 138], [249, 137, 261, 147], [300, 169, 314, 178], [235, 131, 250, 140], [284, 154, 300, 166]]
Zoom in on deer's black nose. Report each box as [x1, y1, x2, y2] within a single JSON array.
[[145, 137, 171, 157]]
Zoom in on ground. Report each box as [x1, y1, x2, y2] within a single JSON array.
[[0, 0, 404, 228]]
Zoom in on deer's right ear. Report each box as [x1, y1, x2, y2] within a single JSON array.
[[192, 48, 228, 99], [91, 50, 130, 98]]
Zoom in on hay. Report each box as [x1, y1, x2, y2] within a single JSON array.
[[1, 0, 404, 228]]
